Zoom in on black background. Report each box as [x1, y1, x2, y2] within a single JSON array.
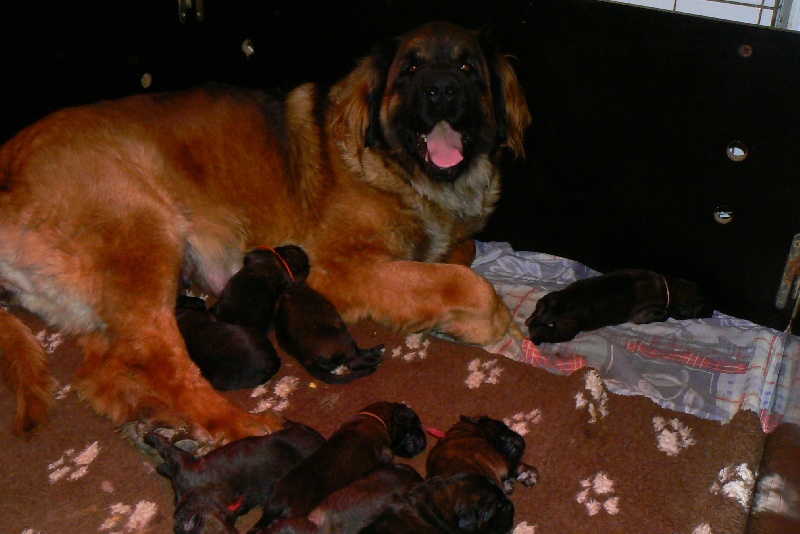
[[3, 0, 800, 330]]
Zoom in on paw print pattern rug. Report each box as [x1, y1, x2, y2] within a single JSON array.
[[0, 306, 797, 533]]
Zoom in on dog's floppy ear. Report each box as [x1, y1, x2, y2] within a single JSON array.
[[329, 40, 395, 152], [480, 29, 531, 160], [364, 39, 398, 149]]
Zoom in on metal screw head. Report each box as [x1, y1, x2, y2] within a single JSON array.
[[714, 206, 733, 225]]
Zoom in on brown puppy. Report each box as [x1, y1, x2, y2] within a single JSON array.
[[250, 402, 427, 531], [360, 473, 515, 534], [0, 21, 528, 442], [175, 295, 281, 391], [145, 420, 325, 533], [525, 269, 714, 344], [212, 246, 310, 331], [426, 415, 538, 494], [274, 285, 384, 384], [259, 463, 423, 533]]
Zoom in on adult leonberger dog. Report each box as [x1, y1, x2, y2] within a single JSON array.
[[0, 21, 529, 443]]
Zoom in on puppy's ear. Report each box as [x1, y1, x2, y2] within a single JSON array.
[[329, 40, 395, 151], [496, 432, 526, 464], [480, 29, 531, 160], [144, 432, 196, 484]]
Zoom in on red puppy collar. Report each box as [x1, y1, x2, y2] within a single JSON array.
[[257, 246, 295, 283]]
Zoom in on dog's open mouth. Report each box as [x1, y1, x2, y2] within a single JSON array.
[[420, 121, 464, 169]]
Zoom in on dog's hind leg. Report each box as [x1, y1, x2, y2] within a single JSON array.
[[69, 226, 284, 444], [0, 308, 57, 433], [2, 206, 280, 444]]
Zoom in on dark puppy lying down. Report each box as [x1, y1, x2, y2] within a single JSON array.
[[526, 268, 714, 344], [275, 285, 384, 384], [360, 473, 515, 534], [212, 245, 311, 330], [145, 421, 325, 533], [250, 401, 427, 532], [176, 295, 281, 390], [426, 415, 539, 495], [262, 463, 423, 533], [209, 243, 382, 384]]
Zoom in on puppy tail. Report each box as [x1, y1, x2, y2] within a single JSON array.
[[0, 307, 57, 433]]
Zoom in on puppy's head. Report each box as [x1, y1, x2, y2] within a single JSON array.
[[664, 276, 714, 319], [242, 247, 307, 285], [173, 491, 240, 534], [360, 401, 427, 458], [391, 404, 427, 458], [175, 295, 211, 323], [443, 473, 515, 533], [177, 295, 208, 313], [458, 415, 526, 467], [273, 244, 311, 283]]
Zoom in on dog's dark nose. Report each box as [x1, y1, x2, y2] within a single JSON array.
[[424, 78, 460, 103]]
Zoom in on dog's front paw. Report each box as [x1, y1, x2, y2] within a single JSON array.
[[122, 419, 215, 458], [444, 280, 512, 346]]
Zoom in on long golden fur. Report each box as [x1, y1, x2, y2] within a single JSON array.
[[0, 22, 529, 442]]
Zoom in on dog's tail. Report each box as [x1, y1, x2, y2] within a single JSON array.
[[0, 307, 57, 433]]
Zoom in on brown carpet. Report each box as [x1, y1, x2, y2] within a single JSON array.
[[0, 306, 775, 533]]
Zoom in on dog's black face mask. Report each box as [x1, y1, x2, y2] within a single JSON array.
[[367, 23, 498, 184], [398, 55, 491, 183]]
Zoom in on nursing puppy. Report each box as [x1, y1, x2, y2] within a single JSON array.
[[426, 415, 538, 494], [274, 285, 384, 384], [526, 269, 714, 344], [251, 402, 427, 531], [176, 295, 281, 390], [212, 246, 310, 330], [361, 473, 515, 534], [259, 463, 423, 533], [145, 420, 325, 533]]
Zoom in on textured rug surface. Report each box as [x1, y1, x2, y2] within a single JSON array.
[[0, 306, 775, 534]]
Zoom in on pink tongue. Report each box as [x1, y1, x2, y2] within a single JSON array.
[[426, 121, 463, 168]]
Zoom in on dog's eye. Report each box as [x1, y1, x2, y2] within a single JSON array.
[[404, 64, 418, 76], [460, 63, 474, 74]]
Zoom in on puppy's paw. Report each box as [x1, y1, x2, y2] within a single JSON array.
[[517, 463, 539, 487], [348, 344, 385, 370]]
